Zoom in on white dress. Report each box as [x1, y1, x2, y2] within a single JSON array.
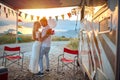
[[29, 32, 41, 73]]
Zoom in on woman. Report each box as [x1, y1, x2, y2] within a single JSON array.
[[29, 21, 41, 73]]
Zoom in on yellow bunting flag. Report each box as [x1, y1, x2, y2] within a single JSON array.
[[37, 16, 40, 21], [31, 15, 33, 20], [25, 13, 27, 19], [12, 10, 14, 16], [55, 16, 58, 21], [61, 14, 64, 20], [18, 25, 22, 28]]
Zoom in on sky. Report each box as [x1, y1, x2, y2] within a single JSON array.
[[0, 3, 81, 34]]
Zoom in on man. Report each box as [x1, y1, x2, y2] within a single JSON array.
[[37, 17, 52, 76]]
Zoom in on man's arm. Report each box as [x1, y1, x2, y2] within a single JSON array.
[[38, 31, 50, 42]]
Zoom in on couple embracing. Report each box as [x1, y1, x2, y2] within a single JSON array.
[[29, 17, 54, 76]]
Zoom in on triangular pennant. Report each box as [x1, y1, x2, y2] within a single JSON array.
[[12, 10, 14, 16], [4, 7, 6, 13], [17, 37, 22, 41], [18, 19, 22, 22], [31, 15, 33, 20], [18, 25, 22, 28], [67, 12, 72, 18], [37, 16, 40, 21], [71, 8, 76, 15], [6, 13, 8, 18], [17, 31, 22, 34], [61, 14, 64, 20], [25, 13, 27, 19], [8, 9, 10, 15], [49, 16, 52, 20], [19, 11, 22, 16], [55, 16, 58, 21]]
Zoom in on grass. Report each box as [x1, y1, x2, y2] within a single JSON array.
[[0, 34, 71, 44], [0, 34, 79, 50], [66, 38, 79, 50]]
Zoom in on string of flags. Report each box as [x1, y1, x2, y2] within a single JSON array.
[[0, 4, 79, 21]]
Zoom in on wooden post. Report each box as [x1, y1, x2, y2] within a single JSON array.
[[16, 10, 18, 44]]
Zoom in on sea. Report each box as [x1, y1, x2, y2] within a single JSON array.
[[0, 19, 81, 38]]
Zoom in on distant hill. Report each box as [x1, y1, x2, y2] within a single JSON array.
[[0, 19, 16, 26]]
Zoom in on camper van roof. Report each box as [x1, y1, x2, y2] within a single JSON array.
[[0, 0, 107, 9]]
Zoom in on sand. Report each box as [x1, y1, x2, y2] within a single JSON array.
[[0, 41, 85, 80]]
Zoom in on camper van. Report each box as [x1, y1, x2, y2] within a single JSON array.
[[0, 0, 119, 80]]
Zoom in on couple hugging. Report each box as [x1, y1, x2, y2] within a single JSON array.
[[29, 17, 55, 76]]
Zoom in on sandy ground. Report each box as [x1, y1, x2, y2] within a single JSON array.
[[0, 41, 85, 80]]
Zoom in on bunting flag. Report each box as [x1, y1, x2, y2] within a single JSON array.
[[4, 7, 6, 13], [17, 37, 22, 41], [8, 9, 10, 15], [12, 10, 14, 16], [61, 14, 64, 20], [19, 11, 22, 16], [18, 19, 22, 22], [67, 12, 72, 18], [31, 15, 33, 20], [25, 13, 27, 19], [55, 16, 58, 21], [18, 25, 22, 28], [17, 31, 22, 34], [37, 16, 40, 21], [6, 13, 8, 18], [71, 8, 76, 15]]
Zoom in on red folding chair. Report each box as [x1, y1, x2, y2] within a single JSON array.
[[57, 47, 79, 75], [3, 46, 24, 69]]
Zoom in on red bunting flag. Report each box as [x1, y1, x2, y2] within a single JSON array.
[[18, 19, 22, 22], [4, 7, 6, 13], [31, 15, 33, 20], [61, 14, 64, 20], [55, 16, 58, 21], [37, 16, 40, 21], [67, 12, 72, 18]]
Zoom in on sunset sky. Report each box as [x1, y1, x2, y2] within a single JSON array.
[[0, 3, 80, 34]]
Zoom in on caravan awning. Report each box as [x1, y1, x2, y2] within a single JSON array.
[[0, 0, 107, 9]]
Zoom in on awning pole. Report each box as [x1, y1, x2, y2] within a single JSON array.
[[16, 10, 18, 44], [116, 0, 120, 80]]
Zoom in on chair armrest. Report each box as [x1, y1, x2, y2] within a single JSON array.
[[20, 51, 26, 57], [58, 54, 64, 61]]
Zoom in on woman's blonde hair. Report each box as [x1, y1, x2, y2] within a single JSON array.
[[32, 21, 40, 40]]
